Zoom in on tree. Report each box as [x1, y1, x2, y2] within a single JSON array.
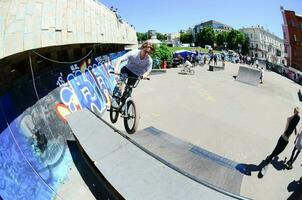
[[156, 33, 167, 41], [151, 44, 173, 66], [241, 36, 250, 55], [136, 32, 147, 42], [196, 27, 215, 47], [226, 29, 238, 50], [216, 31, 227, 48], [180, 33, 193, 43]]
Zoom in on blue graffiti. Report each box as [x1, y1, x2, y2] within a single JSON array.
[[66, 70, 104, 113], [59, 51, 126, 114]]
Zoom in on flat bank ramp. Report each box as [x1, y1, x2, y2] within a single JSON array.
[[132, 127, 243, 194], [66, 109, 247, 200], [236, 66, 261, 86]]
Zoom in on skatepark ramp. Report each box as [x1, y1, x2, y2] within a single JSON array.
[[0, 0, 139, 199], [236, 66, 261, 86], [68, 109, 251, 200]]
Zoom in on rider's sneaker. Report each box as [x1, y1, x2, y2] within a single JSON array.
[[258, 165, 268, 179]]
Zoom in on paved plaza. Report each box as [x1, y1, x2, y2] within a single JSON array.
[[102, 61, 302, 200]]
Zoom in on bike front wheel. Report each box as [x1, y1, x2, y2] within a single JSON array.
[[123, 99, 139, 134], [110, 106, 119, 123], [189, 69, 195, 75]]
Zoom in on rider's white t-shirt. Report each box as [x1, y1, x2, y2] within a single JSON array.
[[184, 60, 192, 68], [120, 49, 153, 76]]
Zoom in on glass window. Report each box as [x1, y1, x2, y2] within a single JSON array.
[[300, 23, 302, 29]]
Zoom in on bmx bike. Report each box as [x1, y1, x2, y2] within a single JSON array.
[[180, 66, 195, 75], [109, 72, 149, 134]]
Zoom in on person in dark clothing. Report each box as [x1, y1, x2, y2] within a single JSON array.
[[258, 107, 300, 178]]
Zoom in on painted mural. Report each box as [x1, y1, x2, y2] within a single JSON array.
[[0, 50, 127, 200]]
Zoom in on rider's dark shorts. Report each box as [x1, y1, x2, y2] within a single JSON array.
[[121, 67, 139, 86]]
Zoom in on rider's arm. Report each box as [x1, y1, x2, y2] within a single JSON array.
[[142, 59, 153, 78], [114, 50, 134, 73]]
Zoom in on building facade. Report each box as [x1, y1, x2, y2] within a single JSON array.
[[281, 8, 302, 71], [240, 26, 285, 65], [192, 20, 233, 43], [166, 32, 180, 46]]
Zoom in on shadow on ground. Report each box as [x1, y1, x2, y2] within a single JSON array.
[[236, 163, 259, 176], [271, 156, 287, 171], [287, 179, 302, 200], [236, 156, 287, 176], [67, 140, 123, 200]]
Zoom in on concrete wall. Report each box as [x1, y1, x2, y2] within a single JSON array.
[[0, 0, 137, 60], [0, 50, 126, 199]]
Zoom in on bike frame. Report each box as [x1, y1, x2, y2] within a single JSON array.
[[112, 75, 141, 115]]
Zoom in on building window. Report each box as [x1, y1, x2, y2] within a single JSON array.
[[300, 23, 302, 29], [294, 35, 297, 42]]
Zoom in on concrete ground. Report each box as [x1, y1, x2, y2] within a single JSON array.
[[103, 61, 302, 200]]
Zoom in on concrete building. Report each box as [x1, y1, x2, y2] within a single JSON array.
[[0, 0, 137, 61], [192, 20, 233, 43], [281, 7, 302, 71], [240, 26, 285, 65], [166, 32, 180, 47], [146, 30, 162, 45]]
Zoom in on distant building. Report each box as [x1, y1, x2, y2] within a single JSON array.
[[146, 30, 162, 45], [240, 26, 285, 65], [192, 20, 233, 43], [166, 32, 180, 47], [281, 7, 302, 71]]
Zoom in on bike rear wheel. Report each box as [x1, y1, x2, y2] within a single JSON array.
[[190, 69, 195, 75], [123, 99, 139, 134]]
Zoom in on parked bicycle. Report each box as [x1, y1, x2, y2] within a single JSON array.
[[109, 72, 149, 134]]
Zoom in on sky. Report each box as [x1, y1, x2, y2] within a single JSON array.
[[100, 0, 302, 39]]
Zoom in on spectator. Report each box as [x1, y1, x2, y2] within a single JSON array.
[[258, 107, 300, 178], [255, 59, 259, 68], [285, 126, 302, 170]]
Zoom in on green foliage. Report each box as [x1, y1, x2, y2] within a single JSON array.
[[196, 27, 215, 47], [242, 36, 250, 55], [226, 29, 238, 50], [151, 44, 173, 65], [180, 33, 193, 43], [156, 33, 168, 41], [136, 32, 147, 42], [215, 31, 228, 47]]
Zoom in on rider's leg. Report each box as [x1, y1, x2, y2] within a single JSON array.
[[120, 67, 138, 100]]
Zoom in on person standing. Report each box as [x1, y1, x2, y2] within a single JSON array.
[[258, 107, 300, 178], [260, 66, 264, 84], [285, 126, 302, 169], [255, 59, 259, 68]]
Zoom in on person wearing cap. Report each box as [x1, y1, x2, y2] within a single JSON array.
[[258, 107, 300, 178]]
